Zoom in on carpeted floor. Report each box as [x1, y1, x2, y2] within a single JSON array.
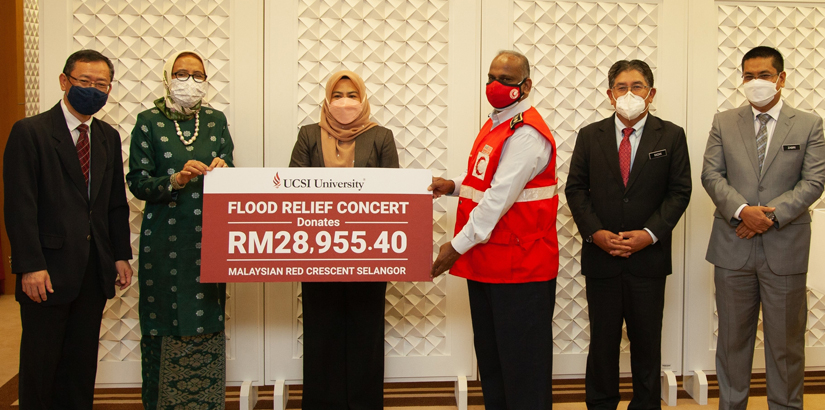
[[4, 372, 825, 409], [0, 296, 20, 388]]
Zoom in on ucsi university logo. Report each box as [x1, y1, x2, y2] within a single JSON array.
[[271, 172, 366, 191]]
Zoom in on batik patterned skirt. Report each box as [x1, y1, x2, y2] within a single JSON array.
[[141, 331, 226, 409]]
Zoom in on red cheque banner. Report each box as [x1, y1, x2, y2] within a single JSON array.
[[201, 168, 433, 282]]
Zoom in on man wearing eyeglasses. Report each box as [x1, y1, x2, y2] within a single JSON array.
[[4, 49, 132, 409], [566, 59, 691, 409], [702, 46, 825, 410]]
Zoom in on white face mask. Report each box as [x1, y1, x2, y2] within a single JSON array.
[[169, 78, 207, 108], [742, 78, 779, 108], [614, 89, 650, 121]]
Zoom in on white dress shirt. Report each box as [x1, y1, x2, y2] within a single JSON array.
[[449, 99, 554, 254], [734, 100, 784, 219], [61, 98, 94, 195], [614, 113, 658, 243]]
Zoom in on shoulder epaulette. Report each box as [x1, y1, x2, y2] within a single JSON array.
[[509, 112, 524, 130]]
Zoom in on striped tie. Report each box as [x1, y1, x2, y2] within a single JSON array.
[[76, 124, 90, 187], [756, 113, 770, 174]]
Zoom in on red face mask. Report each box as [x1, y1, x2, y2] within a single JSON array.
[[485, 78, 525, 109]]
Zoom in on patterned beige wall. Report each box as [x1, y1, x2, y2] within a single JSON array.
[[64, 0, 680, 363], [715, 2, 825, 349], [514, 0, 660, 354], [24, 0, 39, 117], [293, 0, 451, 358], [69, 0, 234, 361]]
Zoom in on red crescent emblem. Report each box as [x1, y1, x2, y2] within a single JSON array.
[[475, 156, 487, 176]]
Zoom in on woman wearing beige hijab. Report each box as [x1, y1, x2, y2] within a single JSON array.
[[290, 71, 398, 409], [128, 50, 233, 409]]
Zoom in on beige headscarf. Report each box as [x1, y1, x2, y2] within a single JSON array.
[[153, 50, 206, 121], [319, 71, 377, 167]]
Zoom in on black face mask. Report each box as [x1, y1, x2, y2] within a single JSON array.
[[66, 85, 108, 116]]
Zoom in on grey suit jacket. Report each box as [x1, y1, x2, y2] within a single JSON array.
[[288, 123, 399, 169], [702, 103, 825, 275]]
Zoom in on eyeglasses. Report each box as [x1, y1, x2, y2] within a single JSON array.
[[66, 74, 111, 92], [611, 84, 649, 96], [172, 71, 207, 83], [742, 73, 779, 82]]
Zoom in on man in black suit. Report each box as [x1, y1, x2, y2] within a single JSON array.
[[4, 49, 133, 410], [565, 60, 691, 410]]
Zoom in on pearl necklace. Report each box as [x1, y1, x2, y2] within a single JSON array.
[[174, 112, 199, 145]]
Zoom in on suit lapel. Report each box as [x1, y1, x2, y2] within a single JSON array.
[[736, 107, 761, 179], [760, 104, 795, 178], [313, 128, 326, 167], [596, 115, 625, 188], [625, 115, 664, 192], [88, 118, 109, 204], [49, 104, 88, 197], [353, 128, 375, 167]]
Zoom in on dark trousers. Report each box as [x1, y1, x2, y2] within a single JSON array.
[[301, 281, 387, 410], [18, 248, 106, 410], [467, 278, 556, 410], [585, 272, 666, 410]]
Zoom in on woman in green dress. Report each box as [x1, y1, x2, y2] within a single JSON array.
[[127, 50, 234, 409]]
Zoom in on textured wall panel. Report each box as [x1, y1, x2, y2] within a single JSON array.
[[294, 0, 450, 358], [514, 0, 660, 354], [70, 0, 233, 361], [716, 2, 825, 349], [24, 0, 39, 117]]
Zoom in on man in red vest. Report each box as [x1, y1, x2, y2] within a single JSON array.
[[430, 50, 558, 410], [566, 60, 691, 409]]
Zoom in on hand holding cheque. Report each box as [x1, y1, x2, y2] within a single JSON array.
[[428, 177, 460, 278]]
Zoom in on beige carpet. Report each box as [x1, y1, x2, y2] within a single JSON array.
[[0, 295, 20, 387], [3, 373, 825, 408]]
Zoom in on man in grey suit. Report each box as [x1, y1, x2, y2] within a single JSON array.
[[702, 46, 825, 410]]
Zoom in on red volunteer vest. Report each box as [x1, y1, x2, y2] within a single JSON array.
[[451, 107, 559, 283]]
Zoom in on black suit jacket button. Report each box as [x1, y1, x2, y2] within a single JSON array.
[[87, 235, 91, 241], [759, 186, 765, 192], [623, 198, 629, 203]]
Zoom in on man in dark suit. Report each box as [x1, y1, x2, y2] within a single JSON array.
[[4, 49, 133, 410], [566, 60, 691, 410], [702, 46, 825, 410]]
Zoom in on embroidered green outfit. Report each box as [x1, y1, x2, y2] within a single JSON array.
[[127, 105, 233, 409]]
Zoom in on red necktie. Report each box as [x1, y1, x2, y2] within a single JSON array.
[[619, 127, 633, 187], [76, 124, 90, 187]]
